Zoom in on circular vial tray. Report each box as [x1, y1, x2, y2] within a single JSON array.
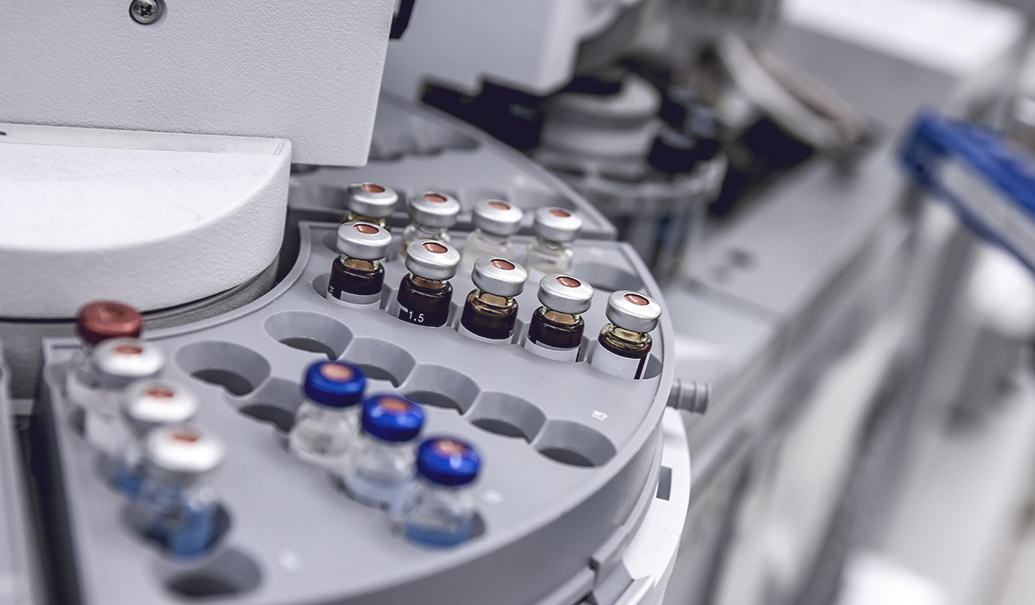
[[37, 222, 674, 605]]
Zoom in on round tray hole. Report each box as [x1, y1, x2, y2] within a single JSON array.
[[240, 404, 294, 433], [264, 311, 352, 360], [125, 502, 232, 557], [401, 365, 480, 414], [466, 393, 545, 442], [230, 378, 302, 434], [534, 421, 616, 468], [159, 547, 261, 600], [177, 342, 270, 398], [344, 338, 417, 387], [573, 261, 645, 292]]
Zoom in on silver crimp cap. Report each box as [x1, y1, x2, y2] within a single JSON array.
[[473, 200, 524, 237], [606, 290, 662, 333], [405, 240, 461, 281], [472, 257, 528, 298], [538, 274, 594, 315], [408, 192, 461, 229], [533, 207, 583, 243], [337, 222, 392, 261], [146, 425, 225, 479], [122, 380, 199, 432], [346, 183, 399, 219], [91, 338, 165, 388]]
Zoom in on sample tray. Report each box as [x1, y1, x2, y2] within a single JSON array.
[[36, 222, 674, 605]]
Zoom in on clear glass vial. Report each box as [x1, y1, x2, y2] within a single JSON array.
[[289, 361, 367, 461], [400, 192, 460, 257], [129, 425, 225, 558], [112, 380, 199, 497], [343, 395, 425, 511], [327, 221, 393, 307], [343, 182, 399, 228], [459, 256, 528, 341], [589, 291, 663, 379], [526, 207, 583, 274], [65, 301, 142, 406], [397, 240, 460, 328], [460, 200, 524, 271], [85, 338, 166, 455], [402, 437, 481, 547], [524, 274, 594, 361]]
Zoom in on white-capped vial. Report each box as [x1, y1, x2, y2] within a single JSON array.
[[458, 257, 528, 342], [400, 192, 460, 257], [112, 380, 199, 497], [343, 182, 399, 228], [460, 200, 524, 271], [65, 301, 143, 408], [402, 437, 481, 547], [85, 338, 166, 455], [588, 291, 663, 379], [524, 274, 594, 361], [327, 221, 393, 307], [526, 207, 583, 274], [289, 361, 368, 462], [397, 240, 461, 328], [343, 395, 425, 511], [128, 425, 224, 558]]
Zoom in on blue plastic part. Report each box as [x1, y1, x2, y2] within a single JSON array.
[[404, 518, 472, 548], [111, 464, 144, 498], [361, 395, 425, 442], [415, 437, 481, 487], [899, 111, 1035, 273], [303, 361, 366, 409]]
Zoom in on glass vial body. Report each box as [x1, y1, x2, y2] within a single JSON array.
[[588, 291, 662, 379], [459, 290, 518, 340], [402, 437, 481, 548], [526, 207, 582, 274], [65, 301, 143, 406], [289, 361, 367, 462], [401, 192, 460, 257], [460, 200, 524, 271], [343, 395, 425, 512], [328, 222, 392, 307], [397, 275, 453, 327], [526, 237, 574, 274], [461, 230, 513, 271], [84, 338, 165, 456], [524, 274, 593, 361]]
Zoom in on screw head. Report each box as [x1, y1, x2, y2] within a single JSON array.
[[130, 0, 163, 25]]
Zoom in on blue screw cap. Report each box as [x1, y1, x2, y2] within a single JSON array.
[[416, 437, 481, 487], [361, 395, 425, 442], [303, 361, 366, 408]]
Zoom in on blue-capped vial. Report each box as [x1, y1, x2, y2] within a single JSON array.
[[343, 395, 425, 511], [403, 437, 481, 547], [288, 361, 366, 461]]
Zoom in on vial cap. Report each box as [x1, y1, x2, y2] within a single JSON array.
[[337, 222, 392, 261], [346, 182, 399, 219], [91, 338, 165, 387], [404, 240, 461, 281], [122, 380, 199, 430], [605, 291, 663, 333], [408, 192, 460, 229], [76, 301, 142, 346], [145, 425, 224, 477], [472, 200, 524, 237], [361, 395, 425, 443], [416, 437, 481, 487], [533, 207, 582, 243], [538, 274, 594, 315], [472, 257, 528, 298], [303, 361, 366, 409]]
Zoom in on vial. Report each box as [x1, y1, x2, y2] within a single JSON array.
[[458, 256, 528, 342], [112, 380, 199, 497], [460, 200, 524, 271], [397, 240, 460, 328], [343, 395, 425, 511], [343, 182, 399, 228], [403, 437, 481, 547], [526, 207, 583, 274], [128, 425, 225, 558], [289, 361, 367, 462], [400, 192, 460, 257], [327, 221, 393, 307], [589, 291, 663, 379], [524, 274, 594, 361], [85, 338, 166, 455], [65, 301, 143, 407]]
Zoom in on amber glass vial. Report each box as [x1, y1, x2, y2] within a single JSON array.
[[343, 183, 399, 228], [328, 222, 392, 307], [589, 291, 662, 379], [524, 274, 594, 360], [459, 257, 528, 341], [397, 240, 461, 327]]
